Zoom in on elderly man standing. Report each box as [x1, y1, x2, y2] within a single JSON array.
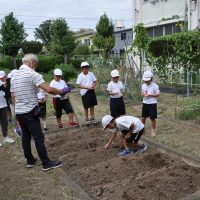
[[11, 54, 67, 171]]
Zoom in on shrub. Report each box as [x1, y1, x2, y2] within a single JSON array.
[[68, 59, 83, 69], [37, 55, 63, 72], [177, 103, 200, 120], [54, 63, 78, 82]]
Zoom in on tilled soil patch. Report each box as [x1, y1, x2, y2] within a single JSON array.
[[46, 126, 200, 200]]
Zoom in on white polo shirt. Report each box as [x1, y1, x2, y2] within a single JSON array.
[[37, 89, 47, 100], [141, 82, 160, 104], [76, 72, 97, 96], [116, 116, 144, 133], [10, 64, 45, 114], [107, 81, 124, 98], [0, 80, 7, 109], [50, 79, 67, 98]]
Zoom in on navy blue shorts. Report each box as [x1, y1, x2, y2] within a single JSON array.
[[53, 98, 73, 118], [81, 89, 97, 109], [110, 97, 126, 118], [142, 103, 157, 119]]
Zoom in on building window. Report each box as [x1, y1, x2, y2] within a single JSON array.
[[146, 22, 183, 38], [164, 24, 173, 35], [121, 32, 126, 40], [147, 27, 153, 37], [120, 49, 125, 55], [84, 39, 90, 46], [154, 26, 163, 37], [172, 23, 181, 33]]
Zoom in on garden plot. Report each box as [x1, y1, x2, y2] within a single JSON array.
[[46, 126, 200, 200]]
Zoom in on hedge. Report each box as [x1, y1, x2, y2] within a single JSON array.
[[0, 55, 83, 72]]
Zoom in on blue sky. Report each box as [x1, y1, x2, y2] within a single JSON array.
[[0, 0, 133, 40]]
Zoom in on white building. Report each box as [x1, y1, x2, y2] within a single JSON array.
[[133, 0, 200, 36], [132, 0, 200, 71]]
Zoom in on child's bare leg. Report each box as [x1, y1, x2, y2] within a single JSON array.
[[90, 106, 94, 118], [84, 108, 89, 120], [41, 117, 47, 129], [141, 117, 146, 125], [151, 119, 156, 130], [119, 134, 129, 150], [56, 117, 62, 125], [68, 113, 73, 123]]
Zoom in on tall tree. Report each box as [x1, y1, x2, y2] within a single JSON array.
[[93, 13, 115, 60], [0, 12, 27, 67], [22, 41, 43, 54], [50, 18, 76, 64], [34, 20, 52, 49]]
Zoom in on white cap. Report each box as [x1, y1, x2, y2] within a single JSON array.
[[102, 115, 113, 130], [111, 69, 120, 77], [143, 70, 153, 81], [81, 61, 89, 68], [0, 71, 6, 78], [7, 69, 17, 78], [54, 68, 62, 76]]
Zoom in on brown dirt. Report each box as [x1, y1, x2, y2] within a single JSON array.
[[1, 92, 200, 200], [46, 126, 200, 200]]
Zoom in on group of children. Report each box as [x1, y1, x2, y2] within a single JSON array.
[[102, 68, 160, 156], [0, 60, 159, 158]]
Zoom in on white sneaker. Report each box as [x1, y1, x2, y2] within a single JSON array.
[[150, 130, 156, 138], [0, 143, 2, 147], [3, 137, 15, 144]]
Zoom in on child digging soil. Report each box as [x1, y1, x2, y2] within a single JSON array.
[[102, 115, 147, 156]]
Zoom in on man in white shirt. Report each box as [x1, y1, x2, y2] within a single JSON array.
[[76, 61, 97, 125], [11, 54, 68, 171], [102, 115, 147, 157]]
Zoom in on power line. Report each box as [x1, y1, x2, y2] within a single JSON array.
[[0, 13, 132, 22]]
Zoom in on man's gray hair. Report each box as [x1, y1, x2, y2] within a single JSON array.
[[22, 54, 38, 63]]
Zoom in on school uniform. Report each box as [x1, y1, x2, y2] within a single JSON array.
[[76, 72, 97, 109], [107, 80, 125, 118], [37, 89, 47, 118], [141, 82, 160, 119], [0, 81, 8, 137], [50, 79, 73, 118], [115, 116, 144, 144]]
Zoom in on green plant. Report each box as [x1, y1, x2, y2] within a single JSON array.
[[54, 63, 78, 82], [37, 55, 63, 72]]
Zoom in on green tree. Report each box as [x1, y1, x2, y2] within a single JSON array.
[[0, 12, 27, 67], [34, 20, 52, 50], [50, 18, 76, 64], [22, 40, 43, 54], [93, 13, 115, 60], [133, 23, 150, 79], [74, 44, 91, 55]]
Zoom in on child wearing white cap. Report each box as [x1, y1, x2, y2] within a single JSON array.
[[76, 61, 98, 125], [0, 71, 14, 146], [107, 69, 126, 118], [141, 70, 160, 137], [102, 115, 147, 157], [37, 88, 48, 132], [7, 69, 22, 137], [50, 69, 78, 128]]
